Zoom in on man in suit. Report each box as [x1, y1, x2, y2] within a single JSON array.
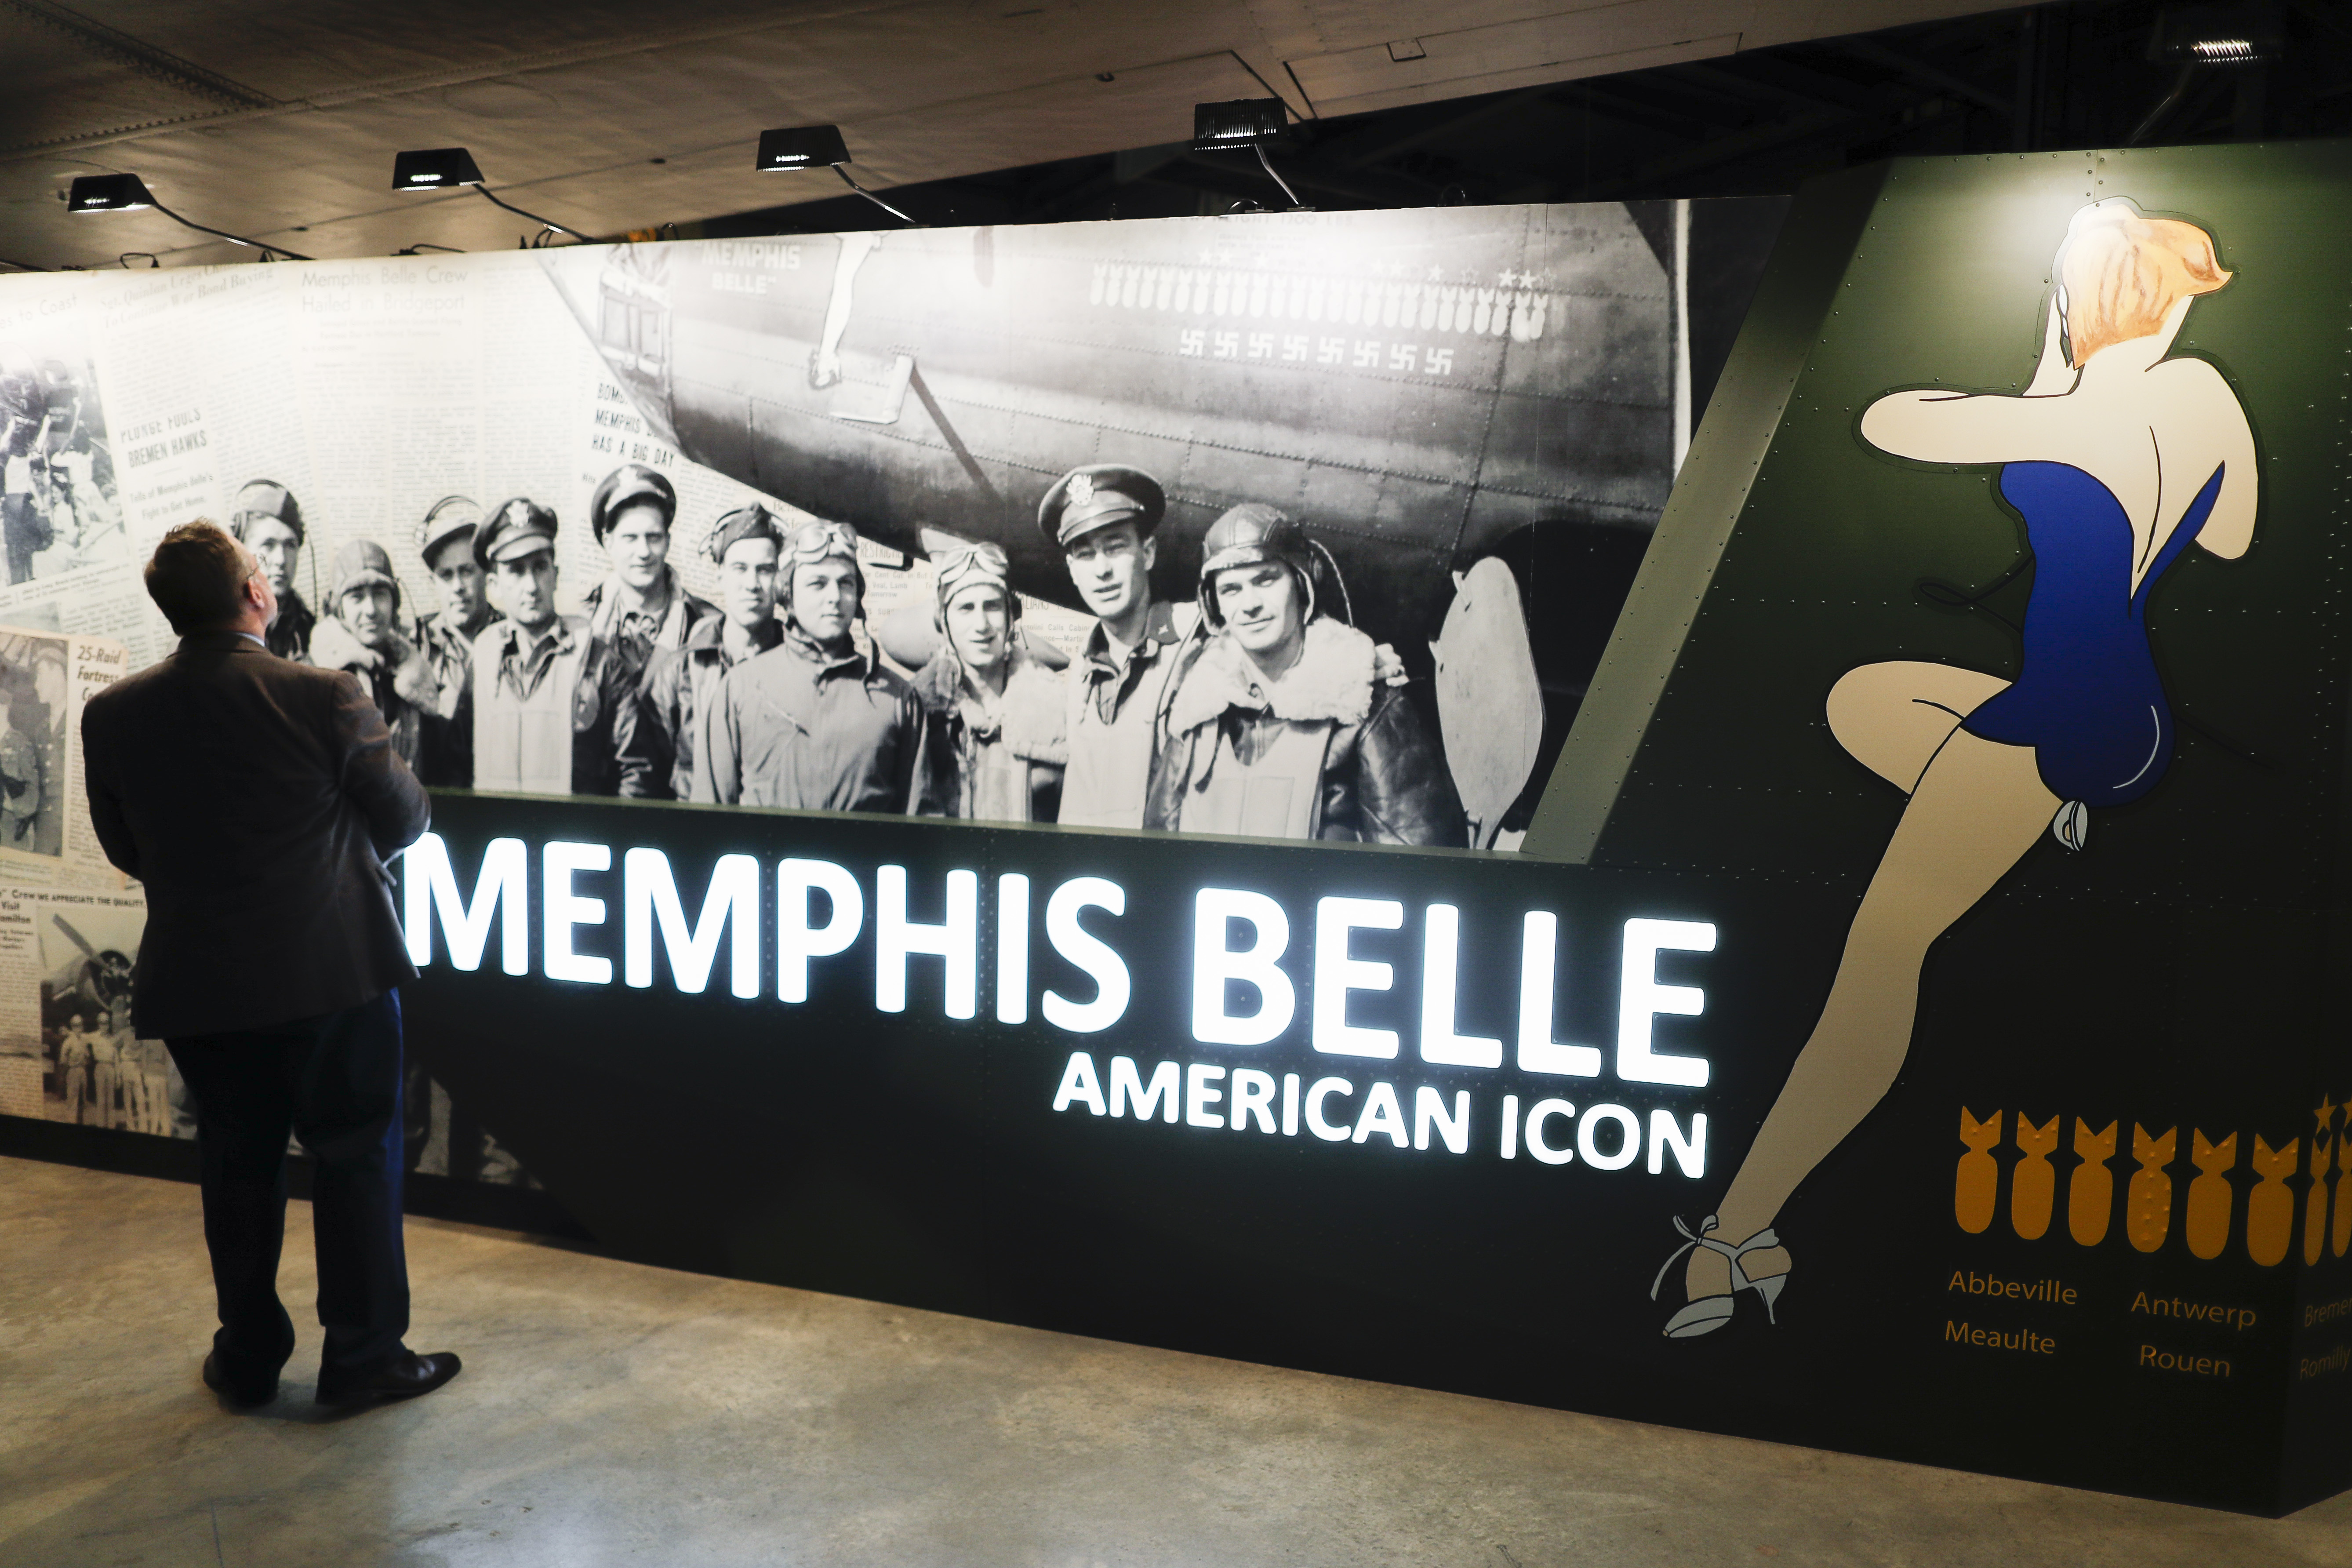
[[81, 519, 459, 1410]]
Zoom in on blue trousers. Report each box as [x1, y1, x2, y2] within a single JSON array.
[[165, 990, 409, 1382]]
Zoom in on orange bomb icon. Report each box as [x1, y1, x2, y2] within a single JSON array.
[[2068, 1120, 2118, 1247], [2010, 1113, 2059, 1241], [2186, 1131, 2237, 1261], [1956, 1109, 2002, 1235], [2335, 1114, 2352, 1260], [2248, 1135, 2297, 1266], [2127, 1126, 2177, 1254], [2307, 1099, 2336, 1267]]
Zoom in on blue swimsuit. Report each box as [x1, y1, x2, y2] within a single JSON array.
[[1958, 461, 2225, 808]]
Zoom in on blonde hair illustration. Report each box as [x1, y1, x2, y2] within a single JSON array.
[[2057, 200, 2231, 367]]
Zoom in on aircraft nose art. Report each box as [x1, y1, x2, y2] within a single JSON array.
[[541, 206, 1677, 650], [547, 242, 683, 451]]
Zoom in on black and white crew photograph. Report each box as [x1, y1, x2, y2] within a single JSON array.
[[36, 902, 172, 1136], [72, 199, 1780, 853], [539, 200, 1777, 848], [0, 334, 124, 587], [0, 204, 1772, 857]]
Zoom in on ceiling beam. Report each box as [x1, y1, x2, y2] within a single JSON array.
[[2, 0, 279, 110]]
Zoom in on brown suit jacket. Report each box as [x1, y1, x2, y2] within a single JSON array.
[[81, 630, 431, 1037]]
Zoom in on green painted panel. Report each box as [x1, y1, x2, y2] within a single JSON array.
[[1533, 142, 2352, 928]]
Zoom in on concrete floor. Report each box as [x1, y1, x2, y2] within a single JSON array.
[[2, 1157, 2348, 1568]]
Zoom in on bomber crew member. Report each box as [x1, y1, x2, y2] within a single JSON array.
[[312, 540, 439, 772], [1044, 464, 1201, 829], [617, 502, 785, 800], [39, 360, 102, 553], [468, 498, 603, 796], [411, 496, 501, 787], [0, 358, 47, 585], [584, 463, 716, 673], [36, 360, 88, 553], [1145, 504, 1465, 845], [0, 684, 39, 848], [230, 480, 314, 662], [579, 464, 716, 793], [912, 538, 1065, 822], [696, 517, 927, 812], [37, 360, 80, 455], [86, 1013, 122, 1129], [58, 1014, 92, 1124]]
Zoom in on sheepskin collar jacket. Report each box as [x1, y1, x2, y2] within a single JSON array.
[[310, 615, 436, 710], [1145, 618, 1465, 847], [309, 614, 439, 771]]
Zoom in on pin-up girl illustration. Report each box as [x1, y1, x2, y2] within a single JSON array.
[[1653, 198, 2257, 1337]]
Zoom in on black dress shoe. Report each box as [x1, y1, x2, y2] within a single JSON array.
[[201, 1350, 278, 1408], [316, 1350, 463, 1406]]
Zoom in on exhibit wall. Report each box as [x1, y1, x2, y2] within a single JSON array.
[[1531, 139, 2352, 1506], [5, 143, 2352, 1516], [391, 143, 2352, 1513], [0, 197, 1780, 1187]]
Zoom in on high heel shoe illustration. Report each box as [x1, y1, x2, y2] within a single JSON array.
[[1649, 1215, 1791, 1339]]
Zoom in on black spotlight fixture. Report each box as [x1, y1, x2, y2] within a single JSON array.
[[2148, 3, 2279, 63], [753, 125, 916, 225], [391, 146, 484, 192], [391, 147, 597, 246], [1190, 98, 1305, 211], [2131, 4, 2280, 144], [64, 173, 151, 214], [66, 173, 312, 261], [754, 125, 851, 171]]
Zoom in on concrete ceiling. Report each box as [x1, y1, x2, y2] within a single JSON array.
[[0, 0, 2025, 268]]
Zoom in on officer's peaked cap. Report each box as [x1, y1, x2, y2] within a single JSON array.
[[474, 497, 559, 569], [589, 462, 676, 544], [1039, 464, 1164, 548]]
